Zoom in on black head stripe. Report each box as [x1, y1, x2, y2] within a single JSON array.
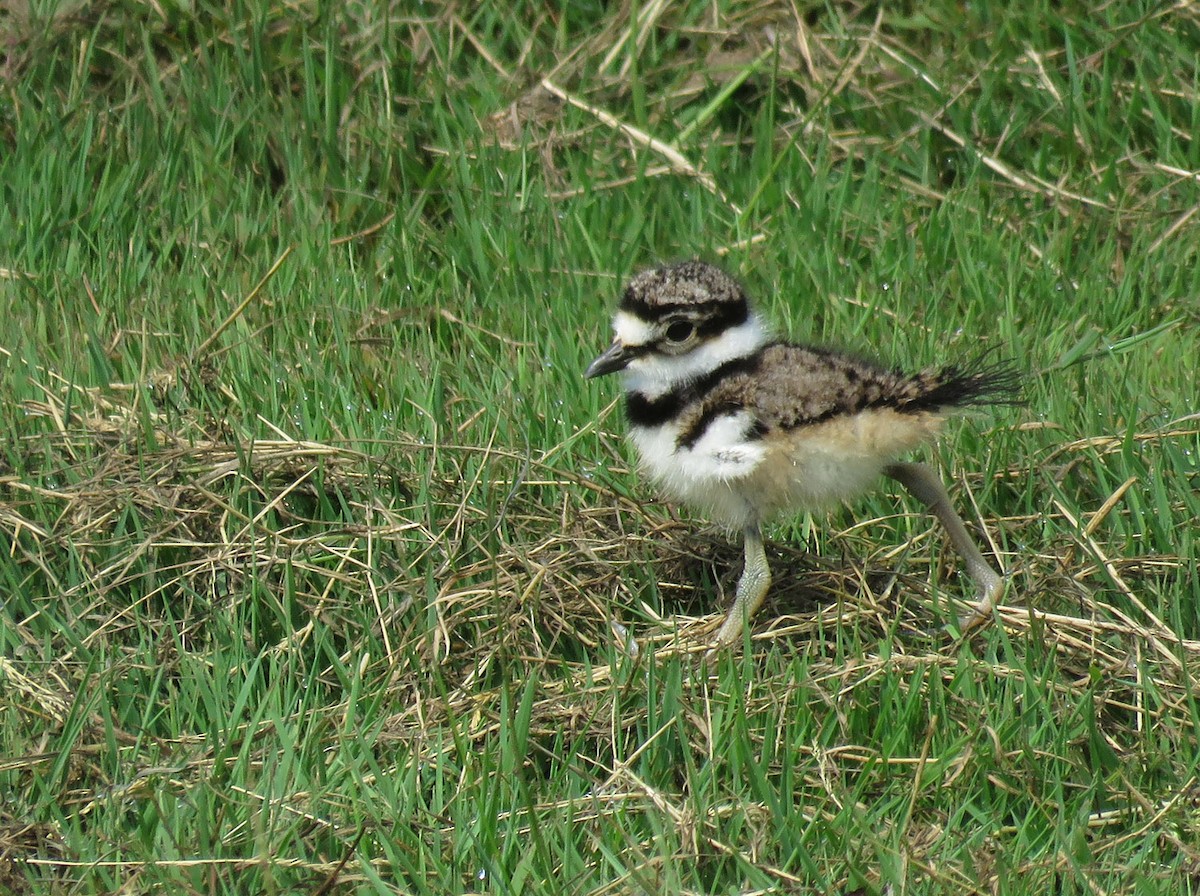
[[693, 301, 748, 336], [618, 294, 749, 339], [620, 291, 748, 318]]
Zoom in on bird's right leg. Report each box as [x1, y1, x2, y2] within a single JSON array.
[[710, 524, 772, 649]]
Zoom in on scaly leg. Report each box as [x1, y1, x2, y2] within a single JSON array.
[[884, 461, 1004, 631], [711, 524, 772, 648]]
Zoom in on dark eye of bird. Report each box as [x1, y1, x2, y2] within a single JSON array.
[[665, 320, 695, 343]]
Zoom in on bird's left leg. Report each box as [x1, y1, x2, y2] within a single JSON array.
[[884, 461, 1005, 631], [711, 524, 772, 649]]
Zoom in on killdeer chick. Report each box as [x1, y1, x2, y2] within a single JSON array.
[[585, 260, 1020, 649]]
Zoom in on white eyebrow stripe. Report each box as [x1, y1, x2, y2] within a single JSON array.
[[613, 311, 655, 347]]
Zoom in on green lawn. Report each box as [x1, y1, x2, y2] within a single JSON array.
[[2, 1, 1199, 893]]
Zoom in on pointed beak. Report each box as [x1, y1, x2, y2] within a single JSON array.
[[585, 340, 632, 378]]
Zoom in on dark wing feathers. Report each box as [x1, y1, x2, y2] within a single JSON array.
[[895, 354, 1025, 413], [704, 344, 1021, 435]]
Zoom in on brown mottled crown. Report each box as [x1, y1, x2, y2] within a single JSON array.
[[619, 261, 750, 327]]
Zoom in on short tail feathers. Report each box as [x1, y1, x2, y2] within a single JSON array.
[[900, 354, 1025, 413]]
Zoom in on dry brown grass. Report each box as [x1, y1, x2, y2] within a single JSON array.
[[7, 369, 1197, 752]]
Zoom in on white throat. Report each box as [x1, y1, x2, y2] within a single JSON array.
[[621, 313, 770, 399]]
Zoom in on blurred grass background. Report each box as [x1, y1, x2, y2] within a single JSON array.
[[2, 1, 1199, 893]]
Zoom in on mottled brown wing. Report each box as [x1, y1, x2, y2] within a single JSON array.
[[728, 343, 908, 434]]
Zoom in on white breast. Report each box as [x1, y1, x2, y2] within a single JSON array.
[[629, 411, 766, 529]]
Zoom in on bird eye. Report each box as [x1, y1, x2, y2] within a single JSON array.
[[665, 320, 695, 343]]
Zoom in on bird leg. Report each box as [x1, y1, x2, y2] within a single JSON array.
[[711, 524, 772, 648], [884, 461, 1004, 631]]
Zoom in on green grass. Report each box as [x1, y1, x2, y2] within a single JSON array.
[[2, 1, 1199, 893]]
